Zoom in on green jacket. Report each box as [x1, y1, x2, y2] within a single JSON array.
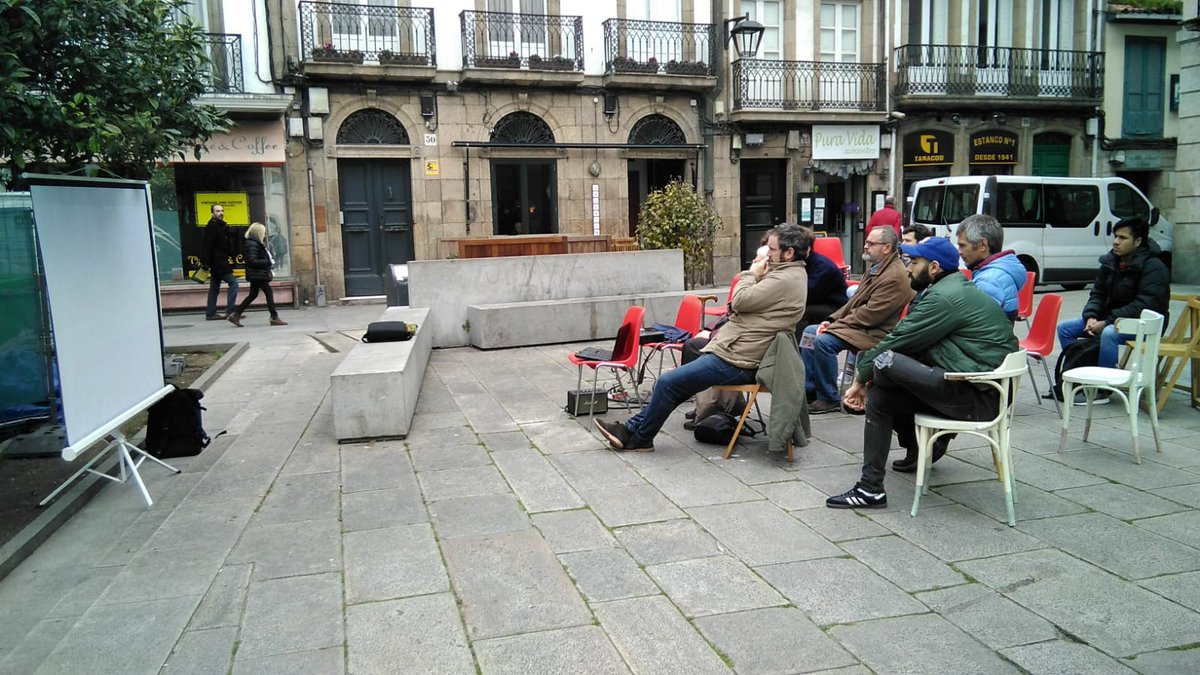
[[756, 332, 811, 453], [856, 272, 1018, 383]]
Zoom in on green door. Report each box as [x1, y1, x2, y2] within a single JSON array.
[[1031, 133, 1070, 177], [1123, 37, 1166, 138]]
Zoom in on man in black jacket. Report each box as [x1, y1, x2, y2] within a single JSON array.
[[201, 204, 239, 320], [1056, 216, 1169, 376]]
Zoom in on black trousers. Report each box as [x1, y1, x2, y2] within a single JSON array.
[[859, 351, 999, 492], [236, 280, 278, 318]]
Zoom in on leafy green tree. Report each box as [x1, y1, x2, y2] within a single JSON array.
[[0, 0, 230, 182], [636, 179, 720, 289]]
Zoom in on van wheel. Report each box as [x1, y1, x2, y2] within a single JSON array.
[[1018, 257, 1040, 286], [1061, 283, 1087, 291]]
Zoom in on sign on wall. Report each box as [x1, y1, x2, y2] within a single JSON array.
[[195, 192, 250, 226], [902, 131, 954, 167], [812, 125, 880, 160], [970, 130, 1018, 165], [175, 120, 286, 164]]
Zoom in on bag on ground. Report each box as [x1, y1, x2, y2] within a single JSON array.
[[694, 412, 742, 445], [1052, 336, 1102, 401], [693, 387, 758, 445], [144, 386, 210, 458]]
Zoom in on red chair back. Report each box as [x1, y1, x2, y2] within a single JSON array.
[[705, 277, 739, 317], [610, 305, 646, 367], [812, 237, 847, 270], [1018, 293, 1063, 357], [960, 268, 973, 281], [674, 296, 704, 336], [1017, 271, 1036, 320]]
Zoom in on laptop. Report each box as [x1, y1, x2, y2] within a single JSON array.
[[574, 324, 664, 362]]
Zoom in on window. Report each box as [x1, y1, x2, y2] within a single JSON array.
[[1043, 184, 1098, 228], [820, 2, 859, 63], [487, 0, 547, 57], [1108, 183, 1150, 222], [741, 0, 781, 59], [911, 184, 980, 226], [995, 183, 1042, 226]]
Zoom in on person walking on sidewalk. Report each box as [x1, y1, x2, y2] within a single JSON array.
[[201, 204, 239, 321], [228, 222, 287, 327]]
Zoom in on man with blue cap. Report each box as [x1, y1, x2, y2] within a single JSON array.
[[826, 236, 1018, 509]]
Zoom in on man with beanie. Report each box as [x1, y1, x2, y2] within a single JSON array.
[[826, 236, 1018, 509]]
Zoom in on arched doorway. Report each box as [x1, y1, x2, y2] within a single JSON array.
[[627, 114, 688, 236], [489, 112, 558, 235], [336, 108, 414, 297]]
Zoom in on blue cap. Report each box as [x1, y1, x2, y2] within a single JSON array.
[[900, 236, 960, 270]]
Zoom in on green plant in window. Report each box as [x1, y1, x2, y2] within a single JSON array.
[[636, 179, 719, 289]]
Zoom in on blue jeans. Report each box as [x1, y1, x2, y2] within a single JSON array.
[[1057, 317, 1133, 368], [625, 353, 756, 444], [206, 272, 240, 318], [800, 324, 849, 402]]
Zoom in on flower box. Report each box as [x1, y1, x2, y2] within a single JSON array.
[[311, 47, 364, 64], [611, 58, 658, 74], [665, 60, 708, 76], [379, 51, 426, 66], [476, 55, 521, 69], [529, 56, 575, 71]]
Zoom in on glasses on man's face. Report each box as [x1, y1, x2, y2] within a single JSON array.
[[864, 240, 886, 248]]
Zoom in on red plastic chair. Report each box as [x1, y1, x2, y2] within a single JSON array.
[[702, 277, 738, 323], [1017, 293, 1064, 415], [1016, 271, 1037, 323], [642, 295, 705, 380], [568, 305, 645, 415], [812, 237, 850, 278], [961, 268, 973, 281]]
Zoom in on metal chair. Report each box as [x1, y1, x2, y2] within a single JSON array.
[[567, 306, 645, 416], [1017, 293, 1064, 415]]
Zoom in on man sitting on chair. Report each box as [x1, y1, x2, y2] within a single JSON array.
[[956, 214, 1027, 321], [826, 237, 1018, 509], [595, 225, 809, 452], [801, 226, 913, 414]]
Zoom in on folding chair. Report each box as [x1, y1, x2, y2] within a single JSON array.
[[1017, 293, 1063, 415], [911, 350, 1028, 526], [710, 383, 793, 463], [1060, 309, 1164, 464], [568, 306, 645, 416]]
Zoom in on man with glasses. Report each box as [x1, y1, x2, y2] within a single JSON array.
[[800, 227, 913, 414]]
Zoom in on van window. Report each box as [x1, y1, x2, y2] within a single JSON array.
[[912, 184, 979, 225], [995, 183, 1042, 225], [1108, 183, 1150, 222], [1044, 184, 1099, 228]]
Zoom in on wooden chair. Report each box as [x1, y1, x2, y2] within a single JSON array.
[[710, 383, 794, 463], [1148, 294, 1200, 414]]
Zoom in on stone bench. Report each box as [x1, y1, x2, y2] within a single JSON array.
[[331, 307, 431, 442], [467, 291, 692, 349]]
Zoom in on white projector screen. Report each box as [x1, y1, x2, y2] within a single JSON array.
[[28, 175, 169, 460]]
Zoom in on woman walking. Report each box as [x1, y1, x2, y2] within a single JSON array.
[[228, 222, 287, 327]]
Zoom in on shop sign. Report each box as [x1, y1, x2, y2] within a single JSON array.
[[970, 130, 1018, 165], [1123, 151, 1162, 170], [195, 192, 251, 226], [812, 125, 880, 160], [175, 120, 286, 164], [902, 131, 954, 167]]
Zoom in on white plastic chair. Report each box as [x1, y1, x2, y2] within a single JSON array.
[[911, 350, 1028, 527], [1059, 309, 1164, 464]]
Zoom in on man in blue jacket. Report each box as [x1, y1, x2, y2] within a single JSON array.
[[957, 214, 1026, 321]]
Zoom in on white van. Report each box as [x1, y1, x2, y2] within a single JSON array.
[[907, 176, 1173, 287]]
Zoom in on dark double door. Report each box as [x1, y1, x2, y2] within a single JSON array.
[[338, 159, 414, 297], [739, 159, 787, 266]]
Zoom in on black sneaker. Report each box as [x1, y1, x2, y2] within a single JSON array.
[[892, 436, 949, 473], [594, 419, 630, 449], [826, 485, 887, 509], [685, 409, 696, 420]]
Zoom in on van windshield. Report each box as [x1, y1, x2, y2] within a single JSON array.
[[911, 184, 979, 226]]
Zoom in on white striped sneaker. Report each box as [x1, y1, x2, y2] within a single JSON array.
[[826, 486, 887, 509]]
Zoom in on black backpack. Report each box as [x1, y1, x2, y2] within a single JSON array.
[[1052, 337, 1102, 401], [144, 387, 211, 458], [694, 412, 759, 446]]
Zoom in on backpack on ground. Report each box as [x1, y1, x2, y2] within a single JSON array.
[[144, 386, 211, 458], [1052, 336, 1102, 401], [692, 387, 759, 445]]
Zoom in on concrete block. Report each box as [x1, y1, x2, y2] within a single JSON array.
[[331, 307, 431, 442], [467, 290, 692, 349], [408, 250, 684, 347]]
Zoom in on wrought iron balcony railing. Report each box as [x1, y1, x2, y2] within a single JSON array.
[[200, 33, 243, 93], [733, 59, 885, 111], [894, 44, 1102, 99], [602, 18, 715, 76], [460, 10, 583, 70], [299, 1, 435, 66]]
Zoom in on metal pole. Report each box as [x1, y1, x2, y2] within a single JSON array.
[[307, 165, 325, 306]]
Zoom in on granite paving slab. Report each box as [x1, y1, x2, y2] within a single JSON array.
[[144, 497, 257, 551], [635, 455, 763, 508], [1126, 647, 1200, 674], [646, 555, 786, 617], [829, 613, 1019, 674], [252, 471, 341, 525], [531, 509, 616, 553], [1153, 482, 1200, 509], [236, 572, 343, 660], [613, 519, 724, 565], [409, 409, 471, 431], [1134, 510, 1200, 549], [752, 480, 832, 511], [559, 548, 659, 602], [592, 596, 731, 674], [792, 507, 891, 543], [345, 594, 474, 675], [340, 442, 418, 493], [428, 493, 531, 540], [687, 501, 841, 566], [418, 464, 511, 502], [1051, 448, 1200, 490], [582, 484, 685, 528], [455, 392, 523, 433], [408, 444, 492, 472], [0, 617, 72, 675], [344, 522, 449, 604], [958, 448, 1107, 493], [33, 596, 199, 675], [770, 438, 861, 472], [550, 450, 646, 491], [341, 485, 428, 532], [1019, 512, 1200, 579], [44, 567, 120, 619], [693, 607, 858, 675], [870, 504, 1044, 562], [405, 424, 480, 450], [442, 530, 592, 639], [492, 448, 584, 512], [523, 419, 608, 454], [757, 557, 928, 626], [479, 430, 533, 453], [162, 626, 237, 675], [94, 541, 228, 606], [190, 564, 253, 631], [916, 583, 1058, 649], [934, 479, 1087, 523], [474, 626, 631, 675], [227, 518, 341, 580], [1138, 570, 1200, 612], [999, 641, 1136, 674], [231, 647, 345, 675], [840, 535, 965, 592]]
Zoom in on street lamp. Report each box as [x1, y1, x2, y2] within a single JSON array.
[[724, 14, 765, 59]]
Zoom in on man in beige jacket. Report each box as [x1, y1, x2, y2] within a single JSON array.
[[596, 225, 809, 452]]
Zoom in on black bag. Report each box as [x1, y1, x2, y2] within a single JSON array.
[[1052, 336, 1102, 401], [362, 321, 415, 343], [144, 387, 211, 458], [694, 411, 758, 446]]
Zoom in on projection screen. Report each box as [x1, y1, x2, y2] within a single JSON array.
[[28, 175, 169, 461]]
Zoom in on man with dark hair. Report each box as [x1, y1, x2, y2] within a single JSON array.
[[902, 223, 932, 246], [596, 225, 809, 452], [826, 236, 1018, 509], [801, 226, 912, 414], [866, 195, 903, 238], [201, 204, 239, 321], [798, 226, 849, 331], [1056, 216, 1169, 392], [957, 214, 1026, 321]]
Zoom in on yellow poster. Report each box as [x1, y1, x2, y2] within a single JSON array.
[[195, 192, 250, 226], [425, 161, 439, 177]]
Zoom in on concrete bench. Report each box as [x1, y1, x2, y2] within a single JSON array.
[[331, 307, 431, 442], [467, 291, 692, 349]]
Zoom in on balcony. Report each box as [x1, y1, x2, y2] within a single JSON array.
[[601, 18, 716, 91], [732, 59, 885, 119], [299, 2, 436, 81], [894, 44, 1103, 110], [460, 10, 584, 87], [200, 33, 243, 94]]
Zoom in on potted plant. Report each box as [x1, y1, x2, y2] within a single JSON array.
[[379, 49, 426, 66], [611, 55, 658, 74], [530, 54, 575, 71], [477, 50, 521, 68], [311, 43, 363, 64], [666, 59, 708, 76], [636, 179, 719, 289]]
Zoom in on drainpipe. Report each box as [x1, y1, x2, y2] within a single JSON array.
[[702, 0, 722, 201], [307, 165, 325, 306]]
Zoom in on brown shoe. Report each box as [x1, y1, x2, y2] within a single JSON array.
[[207, 314, 226, 321], [809, 399, 842, 414], [227, 312, 243, 327], [270, 318, 288, 326]]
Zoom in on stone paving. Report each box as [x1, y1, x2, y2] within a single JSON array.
[[2, 294, 1200, 674]]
